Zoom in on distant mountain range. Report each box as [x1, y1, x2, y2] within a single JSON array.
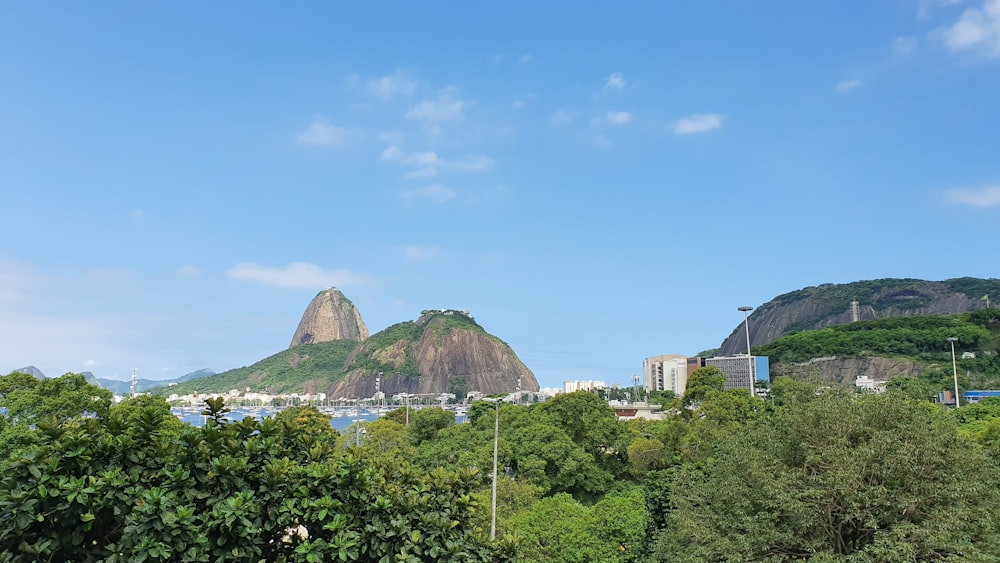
[[4, 366, 215, 394], [154, 289, 538, 398]]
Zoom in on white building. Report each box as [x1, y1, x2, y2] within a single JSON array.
[[643, 354, 689, 395], [563, 380, 607, 394]]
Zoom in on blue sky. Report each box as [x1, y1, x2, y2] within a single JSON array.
[[2, 1, 999, 389]]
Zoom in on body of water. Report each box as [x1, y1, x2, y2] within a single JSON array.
[[170, 406, 465, 430]]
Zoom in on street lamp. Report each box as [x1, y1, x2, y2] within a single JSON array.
[[397, 393, 413, 425], [947, 337, 960, 408], [738, 306, 756, 398], [482, 397, 503, 541]]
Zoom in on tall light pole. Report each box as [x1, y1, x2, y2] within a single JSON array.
[[947, 337, 960, 408], [482, 397, 502, 540], [738, 306, 756, 399]]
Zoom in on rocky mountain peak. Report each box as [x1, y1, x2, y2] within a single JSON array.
[[718, 277, 999, 355], [289, 288, 369, 348]]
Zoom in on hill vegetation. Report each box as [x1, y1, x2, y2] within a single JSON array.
[[158, 340, 357, 396], [719, 276, 1000, 355]]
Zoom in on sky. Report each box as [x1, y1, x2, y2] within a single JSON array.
[[2, 1, 999, 389]]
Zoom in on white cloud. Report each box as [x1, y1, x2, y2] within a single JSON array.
[[406, 91, 470, 121], [177, 265, 201, 277], [297, 118, 350, 146], [605, 72, 626, 91], [130, 209, 144, 222], [673, 114, 723, 135], [380, 145, 493, 177], [520, 54, 534, 64], [403, 246, 441, 260], [368, 71, 417, 99], [226, 262, 371, 289], [944, 185, 1000, 207], [894, 35, 919, 55], [943, 0, 1000, 57], [835, 79, 863, 93], [380, 145, 403, 161], [606, 111, 633, 124], [402, 184, 457, 205], [84, 359, 100, 367], [550, 110, 577, 125]]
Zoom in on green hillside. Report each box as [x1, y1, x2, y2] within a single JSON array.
[[152, 340, 356, 396], [756, 308, 1000, 388]]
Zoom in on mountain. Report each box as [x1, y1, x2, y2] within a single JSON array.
[[718, 277, 1000, 356], [96, 369, 216, 395], [155, 309, 538, 398], [8, 366, 46, 380], [327, 309, 539, 398], [755, 309, 1000, 388], [289, 288, 369, 348]]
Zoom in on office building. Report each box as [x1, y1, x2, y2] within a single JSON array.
[[705, 355, 770, 391]]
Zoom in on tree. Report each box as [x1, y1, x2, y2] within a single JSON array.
[[0, 398, 510, 562], [0, 372, 111, 424], [407, 407, 455, 445], [656, 394, 1000, 560], [682, 366, 725, 406]]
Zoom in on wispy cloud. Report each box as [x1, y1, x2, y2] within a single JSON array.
[[606, 111, 633, 125], [836, 79, 863, 93], [673, 114, 723, 135], [177, 265, 201, 277], [406, 90, 471, 121], [297, 118, 351, 146], [402, 184, 457, 205], [604, 72, 626, 91], [226, 262, 371, 289], [381, 145, 493, 178], [368, 71, 417, 99], [894, 35, 918, 55], [550, 110, 577, 125], [944, 185, 1000, 207], [943, 0, 1000, 57], [403, 246, 441, 260]]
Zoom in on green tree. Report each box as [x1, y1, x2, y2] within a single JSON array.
[[0, 398, 510, 562], [682, 366, 725, 406], [407, 407, 455, 445], [656, 394, 1000, 560]]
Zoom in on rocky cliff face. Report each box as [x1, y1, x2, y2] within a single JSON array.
[[769, 356, 925, 385], [719, 278, 998, 356], [324, 310, 538, 399], [290, 288, 369, 348]]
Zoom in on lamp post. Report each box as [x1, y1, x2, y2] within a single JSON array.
[[482, 397, 502, 540], [738, 306, 755, 398], [397, 393, 413, 425], [947, 337, 960, 408]]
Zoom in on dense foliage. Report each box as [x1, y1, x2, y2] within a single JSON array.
[[0, 375, 509, 562], [6, 368, 1000, 561], [756, 310, 999, 364]]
